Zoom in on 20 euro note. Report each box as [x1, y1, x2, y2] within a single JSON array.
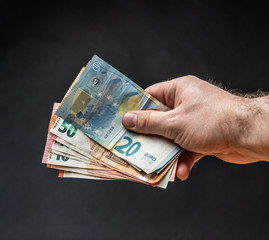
[[50, 103, 177, 186], [56, 55, 182, 174]]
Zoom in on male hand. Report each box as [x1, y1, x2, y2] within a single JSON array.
[[122, 76, 269, 180]]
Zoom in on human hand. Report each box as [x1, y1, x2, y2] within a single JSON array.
[[122, 76, 269, 180]]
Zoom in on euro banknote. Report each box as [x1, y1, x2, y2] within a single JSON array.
[[55, 55, 181, 174], [42, 55, 181, 188], [58, 169, 175, 189], [48, 164, 129, 180], [49, 102, 176, 186], [59, 170, 117, 180], [43, 132, 176, 187], [42, 124, 145, 183]]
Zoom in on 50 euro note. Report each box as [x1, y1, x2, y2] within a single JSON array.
[[55, 55, 182, 174], [58, 170, 138, 181], [58, 169, 176, 190], [59, 171, 108, 180], [47, 164, 132, 180], [56, 161, 175, 189], [49, 102, 177, 187]]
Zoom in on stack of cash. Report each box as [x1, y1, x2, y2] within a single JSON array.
[[42, 55, 182, 188]]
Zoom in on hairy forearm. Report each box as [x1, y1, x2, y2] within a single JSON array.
[[237, 96, 269, 162]]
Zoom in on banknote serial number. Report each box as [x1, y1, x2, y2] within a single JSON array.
[[104, 126, 115, 139]]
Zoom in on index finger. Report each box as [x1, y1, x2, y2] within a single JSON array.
[[145, 79, 177, 109]]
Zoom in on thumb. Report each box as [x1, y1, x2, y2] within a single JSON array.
[[122, 110, 173, 138]]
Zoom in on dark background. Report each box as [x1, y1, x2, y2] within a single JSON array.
[[1, 1, 269, 239]]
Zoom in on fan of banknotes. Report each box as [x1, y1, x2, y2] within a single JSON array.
[[42, 55, 182, 188]]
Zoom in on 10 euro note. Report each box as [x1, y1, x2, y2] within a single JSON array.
[[56, 55, 182, 174]]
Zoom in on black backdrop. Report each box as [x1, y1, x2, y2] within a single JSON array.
[[1, 1, 269, 239]]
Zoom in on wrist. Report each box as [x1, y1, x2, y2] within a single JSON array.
[[233, 96, 269, 162]]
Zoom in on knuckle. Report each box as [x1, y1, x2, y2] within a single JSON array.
[[180, 75, 199, 83], [185, 74, 196, 79], [138, 111, 152, 131], [164, 110, 181, 139]]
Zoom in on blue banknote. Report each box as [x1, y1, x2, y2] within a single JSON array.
[[56, 55, 181, 173]]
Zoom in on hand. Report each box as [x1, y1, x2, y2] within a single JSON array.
[[122, 76, 269, 180]]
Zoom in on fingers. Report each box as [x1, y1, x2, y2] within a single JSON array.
[[145, 80, 177, 109], [176, 150, 204, 181], [122, 110, 174, 139], [145, 82, 168, 103]]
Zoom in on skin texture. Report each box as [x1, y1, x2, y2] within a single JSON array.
[[122, 76, 269, 180]]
